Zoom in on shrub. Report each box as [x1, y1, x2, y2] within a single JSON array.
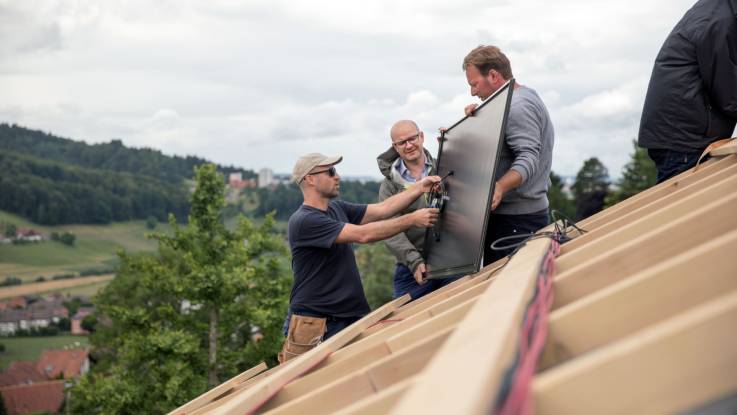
[[146, 215, 158, 230], [59, 232, 76, 246], [0, 277, 22, 287]]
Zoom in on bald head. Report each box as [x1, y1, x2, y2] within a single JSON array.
[[390, 120, 420, 140], [389, 119, 425, 164]]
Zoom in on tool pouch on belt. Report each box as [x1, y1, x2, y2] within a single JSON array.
[[278, 314, 326, 364]]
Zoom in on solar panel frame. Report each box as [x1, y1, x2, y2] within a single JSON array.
[[423, 79, 515, 279]]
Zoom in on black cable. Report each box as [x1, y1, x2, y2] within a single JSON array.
[[488, 210, 588, 263], [550, 209, 587, 237]]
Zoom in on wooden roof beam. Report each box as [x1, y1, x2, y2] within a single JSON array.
[[553, 191, 737, 309], [557, 165, 737, 266], [541, 228, 737, 370], [577, 154, 734, 232], [533, 290, 737, 415], [209, 295, 410, 415], [391, 237, 554, 415], [560, 160, 737, 255]]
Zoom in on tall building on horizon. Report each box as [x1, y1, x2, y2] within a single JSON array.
[[258, 168, 274, 188]]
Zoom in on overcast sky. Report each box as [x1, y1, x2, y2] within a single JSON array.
[[0, 0, 704, 179]]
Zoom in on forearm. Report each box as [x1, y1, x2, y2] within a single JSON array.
[[496, 169, 523, 195], [374, 185, 424, 220], [355, 215, 416, 244]]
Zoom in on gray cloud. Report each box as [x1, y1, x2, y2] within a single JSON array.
[[0, 3, 61, 59], [0, 0, 715, 179]]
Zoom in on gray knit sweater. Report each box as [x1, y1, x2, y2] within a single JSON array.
[[494, 85, 555, 215]]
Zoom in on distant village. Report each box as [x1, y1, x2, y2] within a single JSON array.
[[0, 294, 93, 337], [228, 167, 380, 191], [0, 228, 44, 245], [0, 295, 92, 414]]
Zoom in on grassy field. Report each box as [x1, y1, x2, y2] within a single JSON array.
[[0, 210, 167, 281], [53, 279, 111, 297], [0, 275, 114, 300], [0, 335, 89, 369]]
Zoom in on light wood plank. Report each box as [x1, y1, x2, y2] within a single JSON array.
[[326, 278, 491, 365], [262, 329, 450, 414], [391, 237, 554, 415], [351, 274, 475, 341], [209, 295, 410, 415], [575, 155, 734, 232], [390, 269, 493, 321], [533, 290, 737, 415], [541, 228, 737, 369], [333, 377, 414, 415], [709, 137, 737, 156], [557, 166, 737, 267], [559, 161, 737, 255], [293, 294, 476, 394], [169, 362, 267, 415], [385, 296, 475, 352], [553, 191, 737, 309]]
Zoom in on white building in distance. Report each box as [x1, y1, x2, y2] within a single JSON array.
[[258, 168, 274, 188]]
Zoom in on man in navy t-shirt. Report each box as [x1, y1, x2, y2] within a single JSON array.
[[279, 153, 440, 362]]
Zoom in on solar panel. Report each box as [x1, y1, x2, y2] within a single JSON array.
[[424, 79, 514, 278]]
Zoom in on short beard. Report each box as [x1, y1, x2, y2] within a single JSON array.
[[321, 188, 339, 199]]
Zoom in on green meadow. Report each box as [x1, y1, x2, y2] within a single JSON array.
[[0, 210, 167, 282], [0, 335, 89, 369]]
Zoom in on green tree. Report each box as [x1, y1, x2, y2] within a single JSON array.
[[547, 172, 576, 220], [69, 164, 291, 414], [146, 215, 158, 230], [55, 317, 71, 332], [59, 232, 76, 246], [605, 140, 657, 207], [80, 314, 97, 333], [572, 157, 610, 220], [355, 243, 395, 310], [3, 223, 15, 238]]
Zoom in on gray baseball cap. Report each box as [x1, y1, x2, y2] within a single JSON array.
[[292, 153, 343, 184]]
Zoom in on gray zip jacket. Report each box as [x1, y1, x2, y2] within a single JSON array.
[[377, 147, 437, 272]]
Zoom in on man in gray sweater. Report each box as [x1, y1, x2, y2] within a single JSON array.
[[463, 45, 555, 265], [377, 120, 461, 300]]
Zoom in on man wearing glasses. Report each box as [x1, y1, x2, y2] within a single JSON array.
[[377, 120, 460, 300], [279, 153, 441, 362]]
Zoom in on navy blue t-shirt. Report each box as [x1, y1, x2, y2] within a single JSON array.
[[287, 200, 370, 318]]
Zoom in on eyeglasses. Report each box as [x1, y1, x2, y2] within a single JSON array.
[[305, 166, 337, 180], [392, 133, 421, 148]]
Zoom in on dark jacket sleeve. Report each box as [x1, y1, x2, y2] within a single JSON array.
[[379, 180, 423, 272], [697, 15, 737, 118]]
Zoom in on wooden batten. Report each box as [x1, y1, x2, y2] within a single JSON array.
[[541, 228, 737, 369], [350, 273, 477, 342], [389, 269, 494, 321], [391, 237, 553, 415], [169, 362, 268, 415], [325, 277, 491, 365], [575, 155, 733, 232], [262, 329, 452, 414], [709, 137, 737, 156], [333, 377, 415, 415], [559, 161, 737, 255], [553, 191, 737, 309], [533, 290, 737, 415], [209, 295, 410, 415]]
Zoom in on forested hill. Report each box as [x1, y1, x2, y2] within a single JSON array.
[[0, 123, 255, 225], [0, 123, 254, 184]]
